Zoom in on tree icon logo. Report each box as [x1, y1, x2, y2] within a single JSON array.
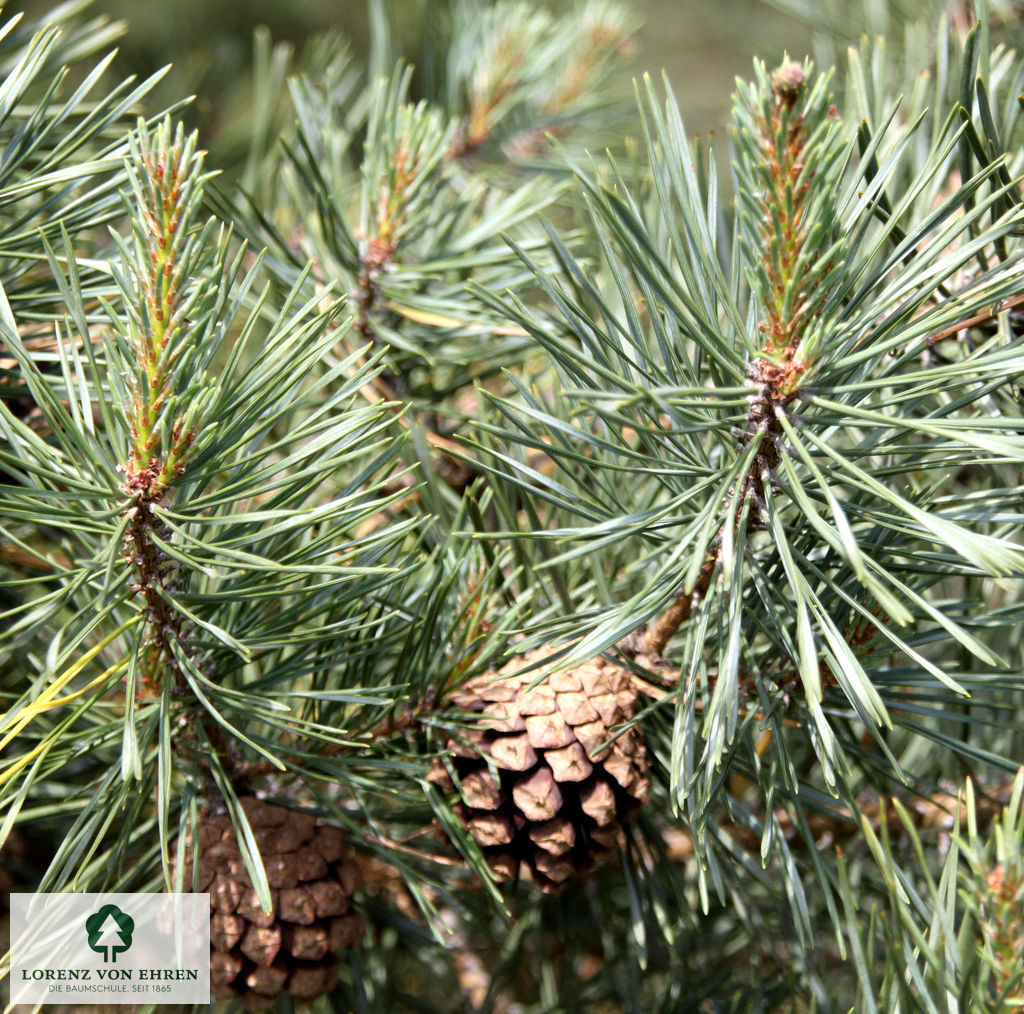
[[85, 904, 134, 962]]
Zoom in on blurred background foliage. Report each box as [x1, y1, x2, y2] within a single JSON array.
[[8, 0, 812, 176]]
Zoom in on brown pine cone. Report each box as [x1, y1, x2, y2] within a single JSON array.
[[179, 797, 365, 1011], [432, 646, 650, 892]]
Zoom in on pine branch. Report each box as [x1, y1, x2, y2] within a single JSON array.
[[446, 0, 637, 162], [616, 61, 847, 659], [625, 555, 716, 657], [118, 120, 213, 696]]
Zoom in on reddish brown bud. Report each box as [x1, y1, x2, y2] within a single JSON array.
[[771, 61, 806, 104]]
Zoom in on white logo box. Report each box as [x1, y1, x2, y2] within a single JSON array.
[[10, 892, 210, 1005]]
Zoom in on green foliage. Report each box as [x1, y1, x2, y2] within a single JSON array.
[[459, 5, 1024, 1006], [442, 0, 639, 162], [277, 61, 554, 396], [0, 1, 170, 312], [839, 772, 1024, 1012], [0, 110, 415, 899], [220, 0, 639, 406], [1, 1, 1024, 1011]]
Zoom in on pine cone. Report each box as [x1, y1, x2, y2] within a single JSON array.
[[433, 646, 650, 892], [180, 798, 365, 1011]]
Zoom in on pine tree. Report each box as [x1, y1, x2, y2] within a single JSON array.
[[2, 1, 1024, 1011]]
